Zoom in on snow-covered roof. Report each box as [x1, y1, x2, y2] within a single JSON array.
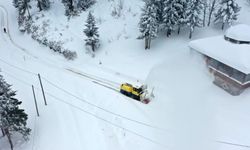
[[189, 35, 250, 74], [225, 24, 250, 42]]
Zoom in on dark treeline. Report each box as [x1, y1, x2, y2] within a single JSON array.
[[138, 0, 241, 49]]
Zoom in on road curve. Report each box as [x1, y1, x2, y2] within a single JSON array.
[[0, 5, 39, 58]]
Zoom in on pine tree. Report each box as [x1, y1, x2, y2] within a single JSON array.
[[138, 1, 158, 49], [163, 0, 185, 36], [84, 12, 100, 52], [77, 0, 96, 11], [17, 0, 32, 32], [18, 14, 26, 32], [0, 74, 31, 150], [214, 0, 241, 30], [18, 0, 31, 18], [175, 0, 188, 34], [62, 0, 78, 17], [185, 0, 204, 39], [37, 0, 50, 11], [152, 0, 165, 23], [13, 0, 19, 8]]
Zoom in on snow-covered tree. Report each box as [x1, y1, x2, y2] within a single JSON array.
[[214, 0, 241, 30], [37, 0, 50, 11], [111, 0, 124, 18], [13, 0, 19, 8], [163, 0, 187, 36], [77, 0, 95, 11], [0, 74, 31, 150], [84, 12, 100, 52], [62, 0, 78, 17], [18, 14, 26, 32], [152, 0, 165, 23], [138, 1, 158, 49], [17, 0, 31, 18], [163, 0, 177, 36], [175, 0, 188, 34], [185, 0, 204, 39], [17, 0, 32, 32]]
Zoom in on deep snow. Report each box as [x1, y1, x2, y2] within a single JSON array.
[[0, 0, 250, 150], [225, 24, 250, 42], [189, 35, 250, 74]]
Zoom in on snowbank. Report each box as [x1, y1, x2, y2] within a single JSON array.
[[225, 24, 250, 42], [189, 36, 250, 74]]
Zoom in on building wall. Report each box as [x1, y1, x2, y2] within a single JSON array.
[[246, 74, 250, 82], [206, 56, 246, 83], [204, 56, 249, 95], [213, 70, 245, 95]]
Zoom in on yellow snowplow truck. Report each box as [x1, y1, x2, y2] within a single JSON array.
[[120, 83, 150, 104]]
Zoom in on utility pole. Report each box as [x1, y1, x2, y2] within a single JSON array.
[[32, 85, 40, 117], [38, 74, 47, 106]]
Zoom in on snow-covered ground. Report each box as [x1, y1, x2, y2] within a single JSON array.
[[0, 0, 250, 150]]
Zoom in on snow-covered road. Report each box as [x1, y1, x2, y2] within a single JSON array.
[[0, 4, 171, 150], [1, 1, 250, 150]]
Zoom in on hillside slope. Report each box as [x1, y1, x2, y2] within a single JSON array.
[[0, 0, 250, 150]]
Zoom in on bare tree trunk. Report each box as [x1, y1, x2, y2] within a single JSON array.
[[70, 0, 74, 12], [148, 37, 151, 49], [1, 128, 5, 137], [166, 29, 171, 37], [207, 0, 216, 26], [5, 129, 13, 150], [203, 1, 207, 27], [221, 23, 225, 30], [37, 0, 42, 11], [177, 26, 181, 34], [145, 38, 148, 50], [189, 30, 193, 39], [27, 7, 31, 19], [91, 43, 95, 52]]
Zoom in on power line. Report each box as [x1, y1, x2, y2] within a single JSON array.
[[1, 71, 168, 148], [10, 57, 250, 147], [42, 76, 166, 132], [216, 140, 250, 149], [0, 58, 37, 75], [45, 92, 168, 148], [1, 70, 33, 86], [0, 58, 165, 131], [3, 69, 250, 149], [0, 58, 166, 131]]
